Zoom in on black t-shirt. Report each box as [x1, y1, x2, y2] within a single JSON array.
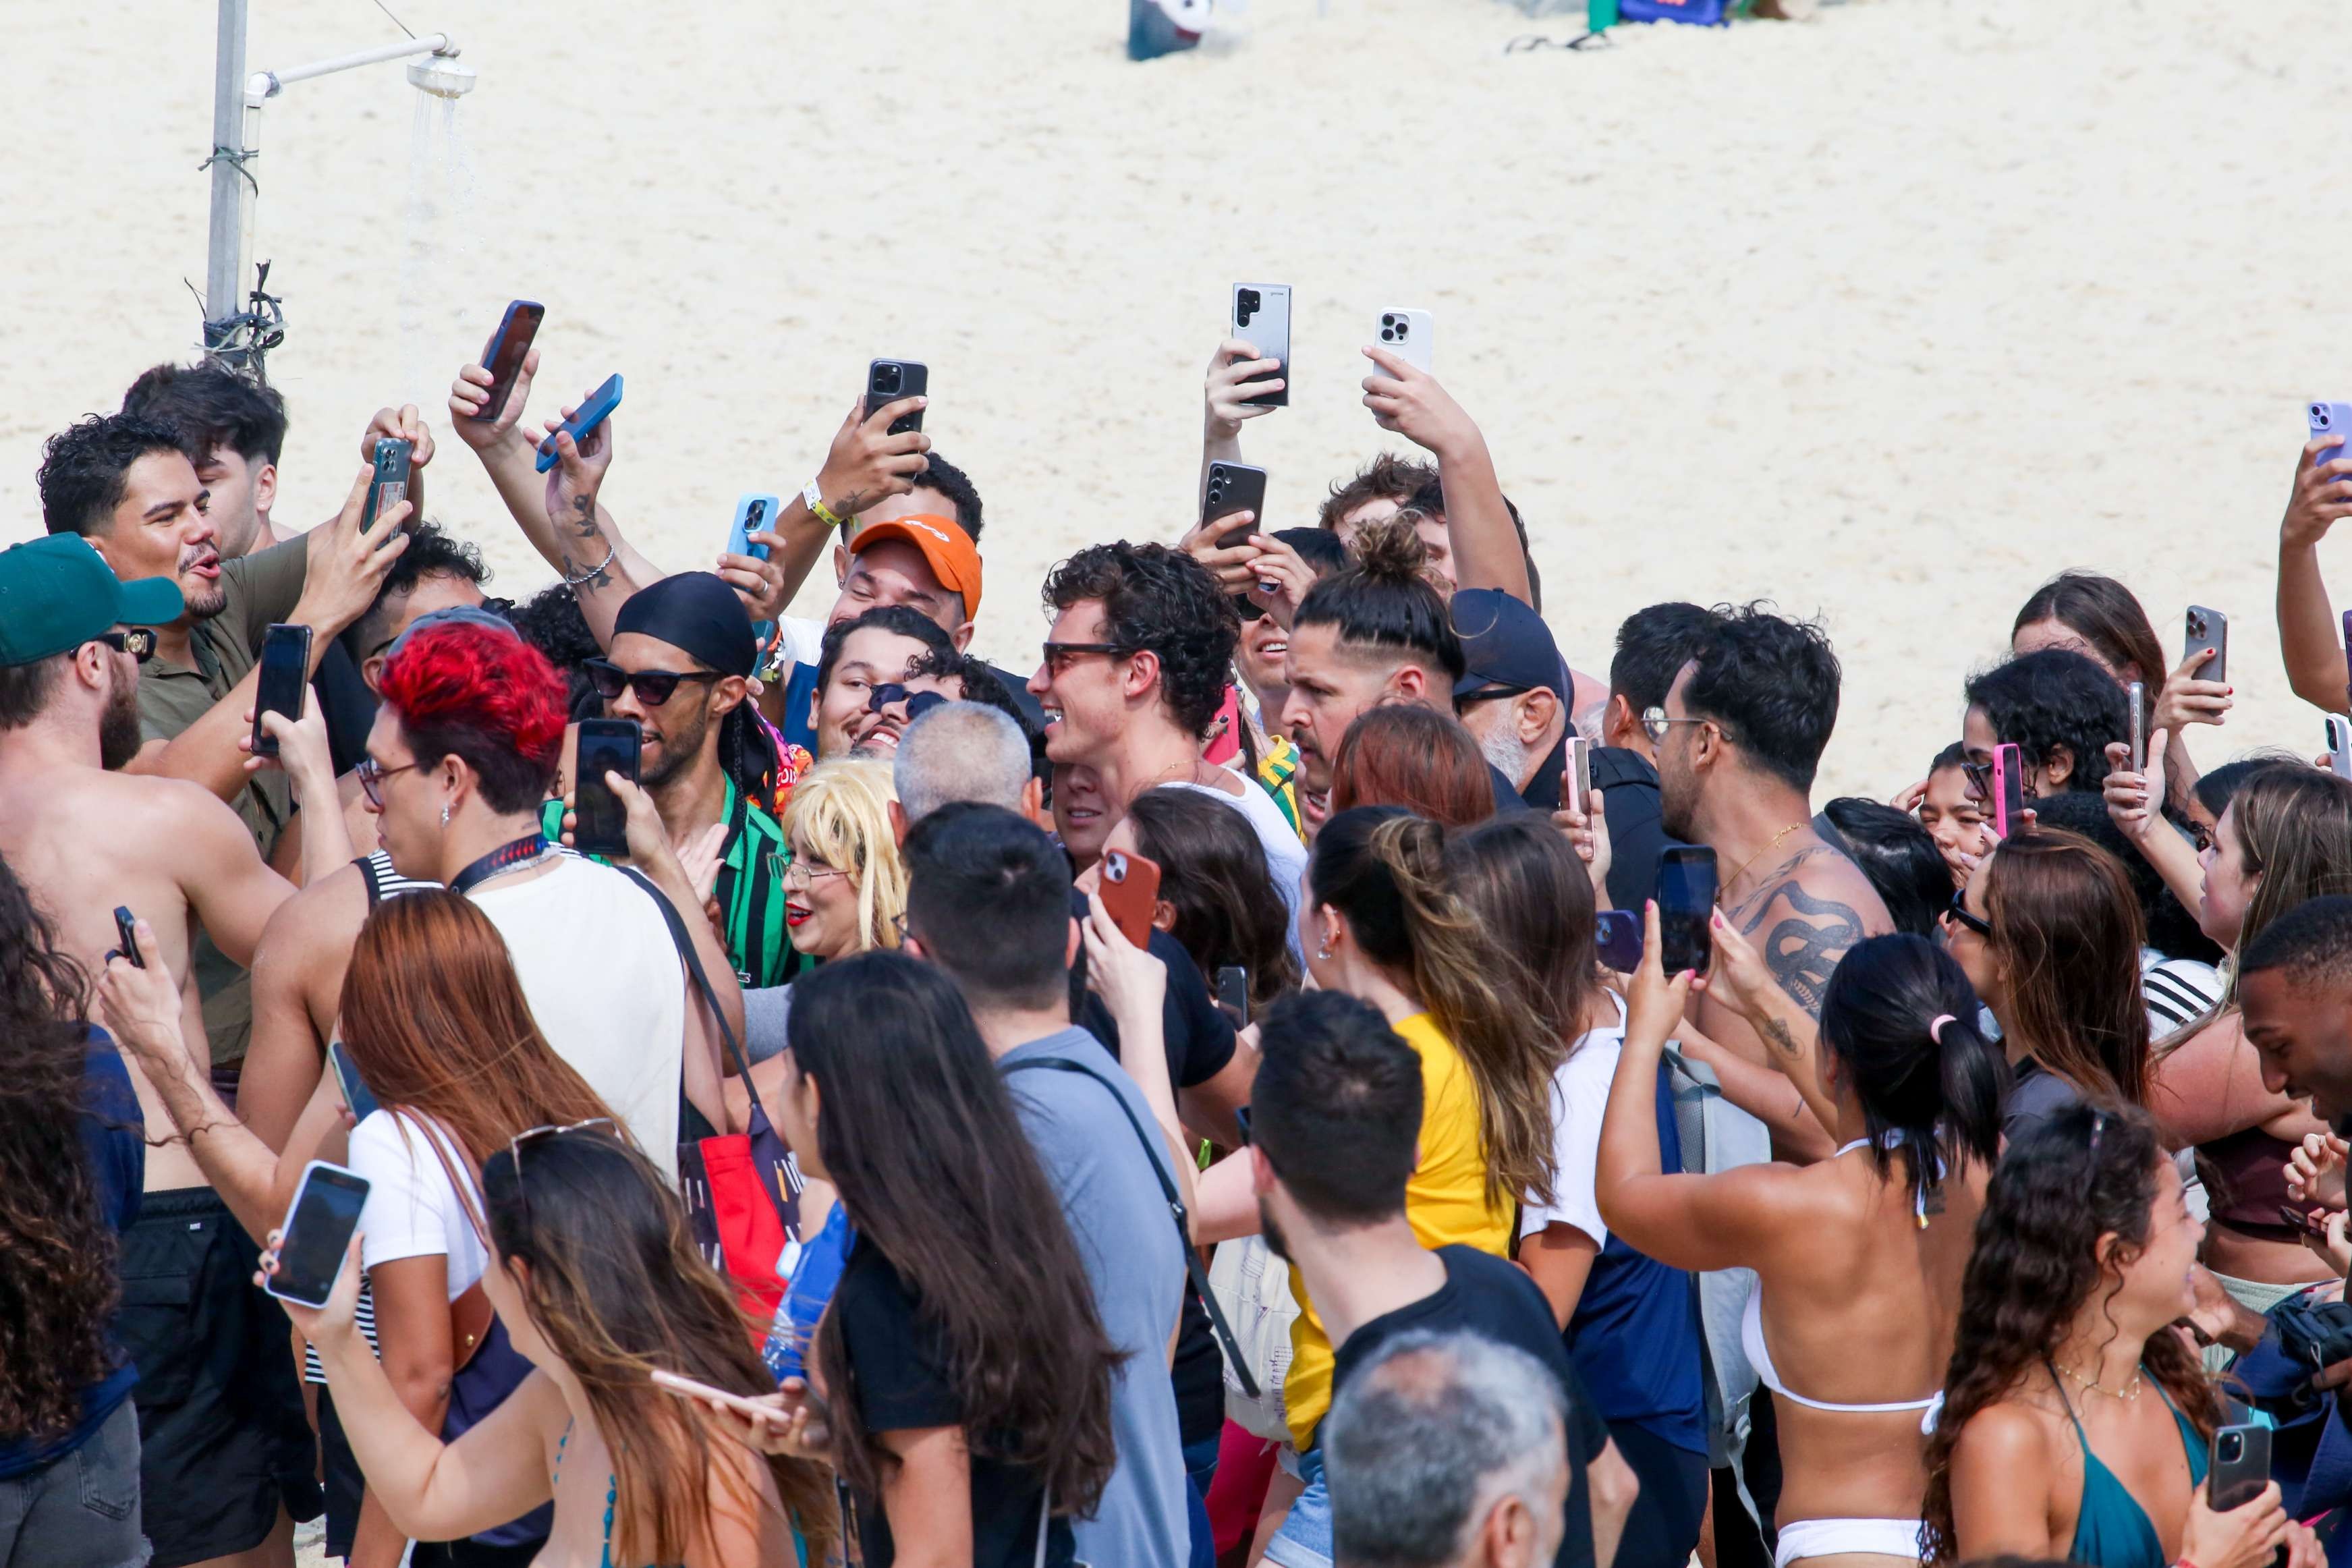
[[1591, 746, 1693, 916], [1488, 761, 1536, 816], [312, 640, 379, 777], [1328, 1246, 1611, 1568], [1065, 893, 1232, 1450], [834, 1240, 1075, 1568]]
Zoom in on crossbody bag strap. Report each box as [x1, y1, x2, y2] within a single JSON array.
[[1004, 1055, 1262, 1399], [615, 866, 758, 1087]]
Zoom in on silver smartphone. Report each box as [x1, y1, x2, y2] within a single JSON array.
[[1233, 284, 1291, 409], [2184, 606, 2228, 685], [2126, 681, 2146, 773]]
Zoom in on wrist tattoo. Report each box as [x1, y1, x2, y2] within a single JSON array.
[[1759, 1015, 1803, 1060]]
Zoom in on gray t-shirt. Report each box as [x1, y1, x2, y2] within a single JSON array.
[[999, 1026, 1189, 1568], [744, 983, 793, 1064]]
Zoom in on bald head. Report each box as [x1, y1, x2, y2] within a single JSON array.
[[894, 701, 1032, 825]]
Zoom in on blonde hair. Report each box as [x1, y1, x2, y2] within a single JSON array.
[[784, 758, 907, 953]]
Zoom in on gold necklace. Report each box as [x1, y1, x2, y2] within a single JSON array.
[[2053, 1357, 2143, 1402], [1719, 824, 1808, 903]]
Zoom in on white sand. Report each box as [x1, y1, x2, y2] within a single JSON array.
[[6, 0, 2351, 796]]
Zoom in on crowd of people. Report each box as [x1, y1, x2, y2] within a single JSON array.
[[5, 320, 2352, 1568]]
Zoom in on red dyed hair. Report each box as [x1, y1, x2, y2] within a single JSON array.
[[1328, 704, 1496, 830], [379, 623, 566, 813]]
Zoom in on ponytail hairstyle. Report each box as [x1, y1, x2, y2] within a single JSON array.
[[1920, 1104, 2216, 1565], [1310, 806, 1559, 1209], [1816, 934, 2007, 1212], [1447, 814, 1605, 1058], [1982, 827, 2149, 1107], [1292, 515, 1465, 688]]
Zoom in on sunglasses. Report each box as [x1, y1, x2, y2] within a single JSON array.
[[503, 1117, 619, 1229], [1942, 887, 1993, 938], [97, 628, 157, 663], [584, 658, 723, 706], [1040, 642, 1131, 677]]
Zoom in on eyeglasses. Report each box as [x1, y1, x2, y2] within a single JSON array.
[[1942, 887, 1993, 939], [96, 629, 158, 663], [1959, 760, 1991, 804], [584, 658, 723, 706], [355, 756, 424, 808], [782, 854, 851, 887], [1040, 642, 1131, 678], [1639, 706, 1707, 744], [503, 1117, 618, 1229]]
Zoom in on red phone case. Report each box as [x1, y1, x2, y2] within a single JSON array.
[[1100, 851, 1163, 949]]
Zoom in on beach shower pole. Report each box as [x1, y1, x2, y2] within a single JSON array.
[[202, 0, 253, 354]]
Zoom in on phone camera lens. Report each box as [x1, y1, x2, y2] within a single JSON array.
[[875, 366, 900, 392], [1105, 851, 1125, 881], [1394, 322, 1409, 338], [1380, 327, 1394, 341]]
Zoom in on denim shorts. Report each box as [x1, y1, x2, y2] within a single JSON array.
[[0, 1401, 150, 1568], [1262, 1443, 1332, 1568]]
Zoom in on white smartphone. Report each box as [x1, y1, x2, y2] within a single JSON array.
[[1232, 284, 1291, 409], [1373, 308, 1434, 377], [651, 1368, 781, 1422], [2328, 716, 2352, 781], [264, 1162, 370, 1308]]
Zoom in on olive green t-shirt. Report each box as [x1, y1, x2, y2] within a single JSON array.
[[135, 532, 310, 1066]]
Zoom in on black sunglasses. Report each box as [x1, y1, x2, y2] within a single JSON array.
[[96, 628, 157, 663], [1942, 887, 1993, 938], [584, 658, 723, 706]]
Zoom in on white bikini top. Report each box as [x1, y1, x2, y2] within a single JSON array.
[[1738, 1136, 1945, 1434]]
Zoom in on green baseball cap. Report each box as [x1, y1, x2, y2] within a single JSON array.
[[0, 535, 185, 668]]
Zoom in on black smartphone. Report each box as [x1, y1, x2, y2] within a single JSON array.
[[1594, 909, 1642, 973], [1656, 846, 1718, 976], [573, 718, 641, 858], [1232, 284, 1291, 408], [328, 1040, 380, 1123], [868, 360, 928, 435], [250, 623, 312, 758], [262, 1163, 372, 1308], [2208, 1422, 2272, 1513], [475, 300, 544, 422], [1214, 965, 1250, 1024], [1204, 462, 1270, 548], [113, 905, 142, 968], [357, 437, 414, 542]]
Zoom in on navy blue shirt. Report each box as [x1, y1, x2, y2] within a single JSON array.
[[0, 1032, 145, 1477]]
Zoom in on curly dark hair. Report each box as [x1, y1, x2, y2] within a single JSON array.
[[340, 522, 491, 663], [1683, 603, 1842, 794], [1921, 1104, 2217, 1565], [1041, 542, 1239, 739], [915, 451, 984, 542], [1318, 452, 1437, 532], [37, 412, 188, 538], [504, 584, 605, 721], [0, 854, 123, 1440], [1963, 648, 2130, 797], [121, 360, 289, 468]]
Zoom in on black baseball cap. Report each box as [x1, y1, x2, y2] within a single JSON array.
[[1451, 588, 1564, 700]]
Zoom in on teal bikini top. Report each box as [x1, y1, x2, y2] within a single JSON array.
[[2050, 1364, 2209, 1568], [555, 1420, 807, 1568]]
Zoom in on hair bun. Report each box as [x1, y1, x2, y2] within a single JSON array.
[[1348, 513, 1432, 588]]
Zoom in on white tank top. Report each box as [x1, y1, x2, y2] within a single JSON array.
[[470, 854, 685, 1183]]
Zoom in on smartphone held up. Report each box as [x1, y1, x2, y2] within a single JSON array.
[[1232, 285, 1291, 409], [573, 718, 641, 858], [536, 374, 624, 473], [250, 623, 312, 758], [474, 300, 544, 422], [264, 1162, 371, 1308]]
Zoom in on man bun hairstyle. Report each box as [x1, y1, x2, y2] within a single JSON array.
[[379, 621, 566, 813], [1294, 515, 1465, 685]]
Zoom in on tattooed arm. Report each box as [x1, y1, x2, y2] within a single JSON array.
[[1700, 903, 1844, 1139]]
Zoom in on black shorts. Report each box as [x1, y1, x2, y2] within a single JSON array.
[[117, 1188, 323, 1568]]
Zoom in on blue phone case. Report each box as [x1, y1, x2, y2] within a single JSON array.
[[536, 373, 624, 472], [1594, 909, 1643, 973], [727, 494, 781, 650], [2312, 402, 2352, 461]]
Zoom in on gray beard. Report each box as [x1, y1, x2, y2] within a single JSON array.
[[1477, 725, 1534, 792]]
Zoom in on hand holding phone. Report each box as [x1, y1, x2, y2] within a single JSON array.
[[1214, 965, 1251, 1025], [113, 905, 143, 968], [474, 301, 544, 423], [1991, 743, 2026, 839], [1372, 308, 1435, 377], [724, 495, 782, 648], [250, 623, 312, 758], [2206, 1422, 2274, 1513], [262, 1163, 371, 1308], [1098, 848, 1163, 949], [358, 439, 414, 541], [536, 374, 623, 474], [572, 719, 642, 859], [2183, 605, 2229, 686], [867, 361, 928, 435], [1232, 285, 1292, 409], [2126, 682, 2146, 774], [1656, 847, 1718, 976], [1203, 462, 1270, 549]]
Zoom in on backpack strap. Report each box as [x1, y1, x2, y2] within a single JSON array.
[[1004, 1055, 1261, 1399]]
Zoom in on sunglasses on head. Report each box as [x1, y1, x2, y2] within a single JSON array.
[[584, 658, 723, 706], [502, 1117, 619, 1229]]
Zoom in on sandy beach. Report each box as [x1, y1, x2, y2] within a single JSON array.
[[5, 0, 2351, 797]]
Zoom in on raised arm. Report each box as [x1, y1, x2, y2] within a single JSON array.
[[2278, 433, 2352, 711], [1360, 347, 1530, 605], [2100, 731, 2206, 914], [1199, 337, 1281, 501], [754, 393, 933, 617]]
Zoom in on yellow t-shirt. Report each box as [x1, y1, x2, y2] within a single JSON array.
[[1281, 1011, 1514, 1451]]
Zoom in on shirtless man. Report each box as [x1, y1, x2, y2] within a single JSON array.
[[0, 535, 311, 1568], [1652, 605, 1893, 1160]]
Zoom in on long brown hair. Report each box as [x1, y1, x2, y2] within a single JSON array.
[[1310, 807, 1561, 1209], [2217, 768, 2352, 999], [1447, 815, 1606, 1055], [0, 854, 119, 1440], [1329, 704, 1496, 829], [1982, 828, 2149, 1107], [338, 891, 613, 1238], [1126, 788, 1303, 1011], [1921, 1105, 2216, 1563], [482, 1129, 836, 1562], [2012, 571, 2168, 731]]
